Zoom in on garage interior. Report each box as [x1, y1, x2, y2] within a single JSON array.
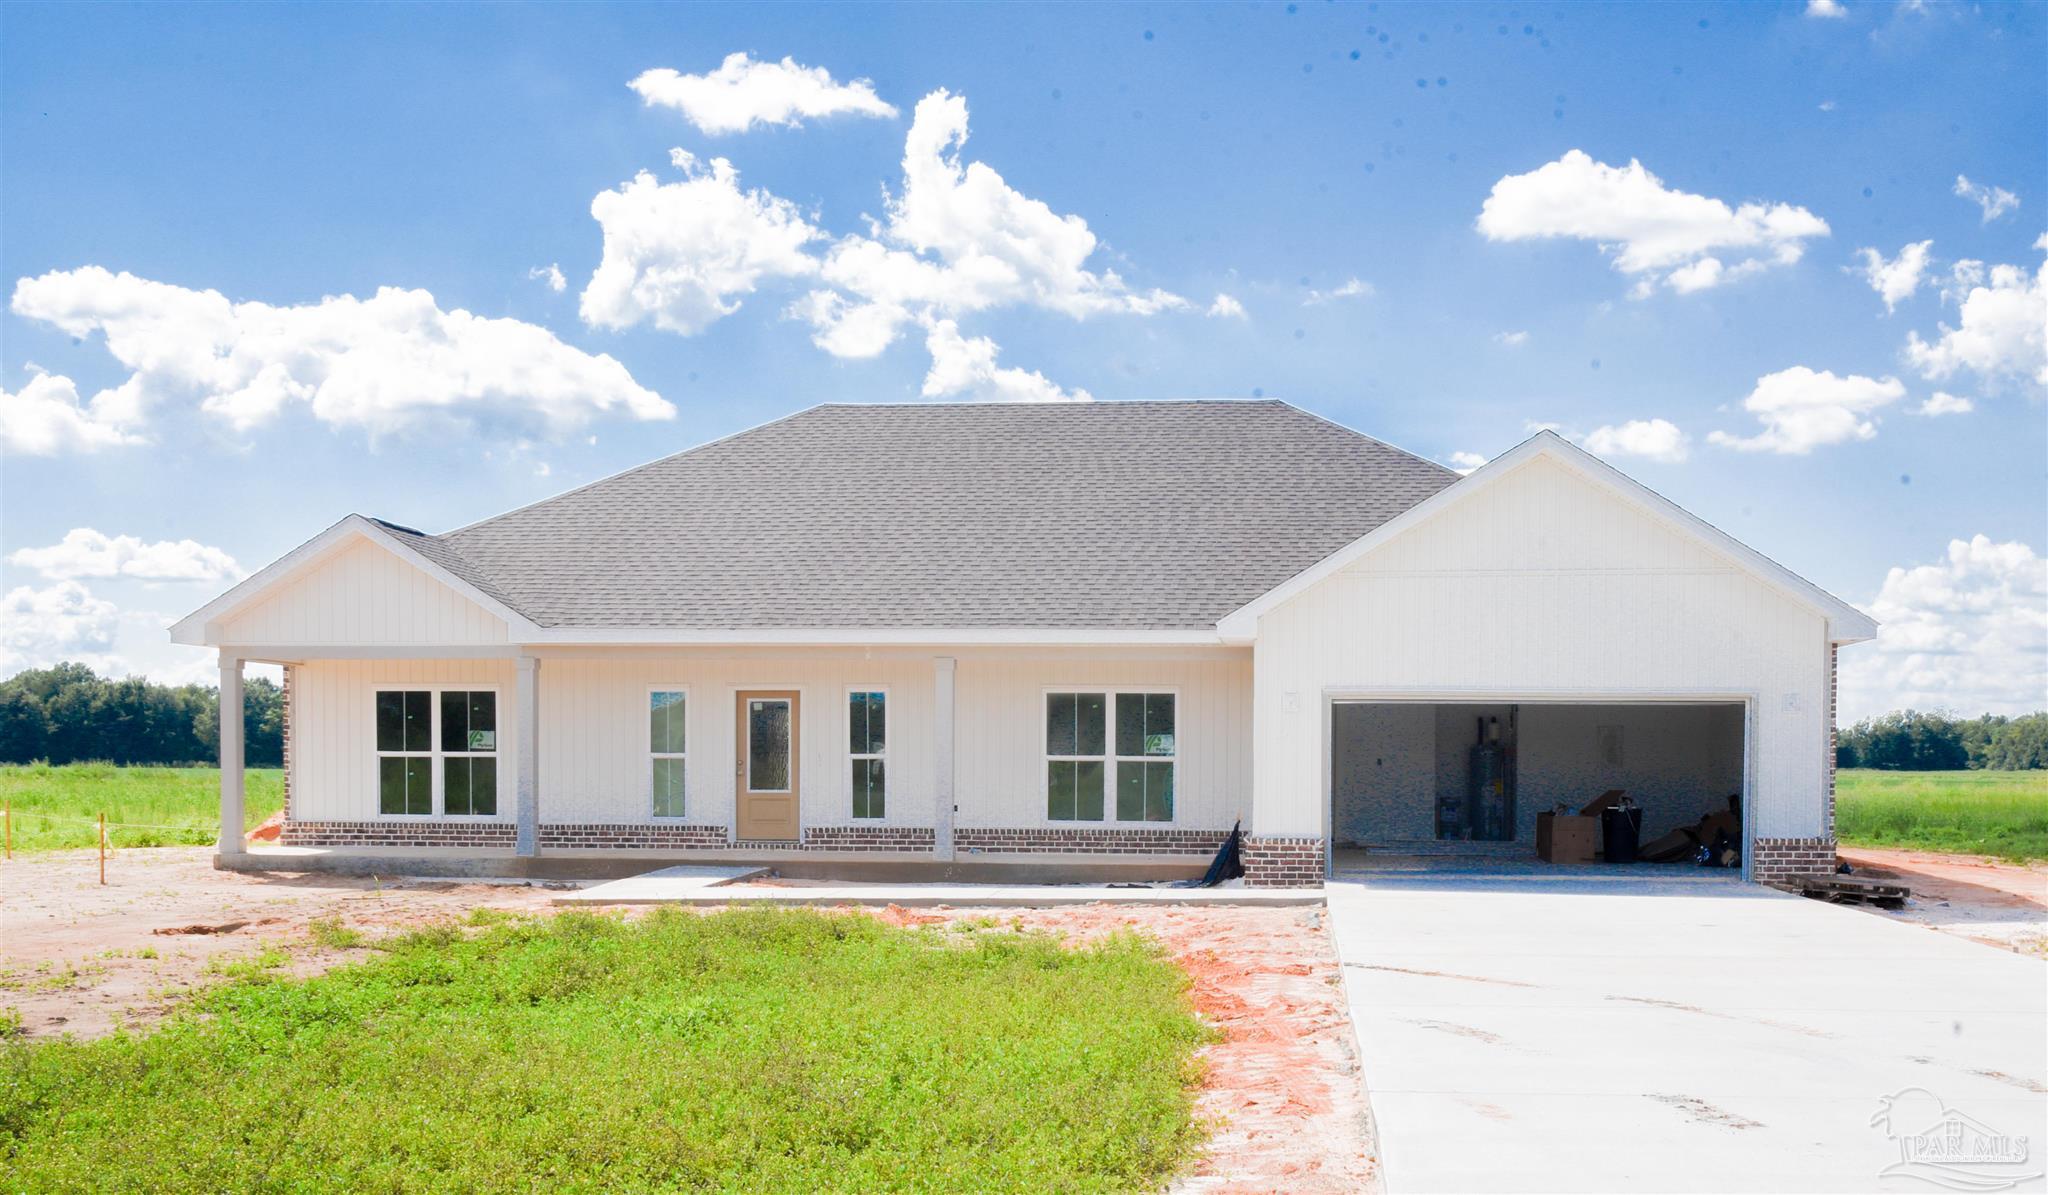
[[1330, 701, 1748, 872]]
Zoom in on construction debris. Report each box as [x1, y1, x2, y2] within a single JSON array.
[[1769, 872, 1911, 909]]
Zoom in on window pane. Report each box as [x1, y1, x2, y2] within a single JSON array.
[[1116, 694, 1145, 758], [376, 692, 404, 752], [852, 758, 885, 820], [748, 700, 790, 790], [1145, 693, 1175, 756], [444, 757, 471, 815], [441, 691, 468, 754], [849, 691, 884, 757], [1144, 761, 1174, 822], [468, 692, 496, 751], [1047, 760, 1075, 820], [650, 691, 684, 754], [404, 756, 431, 815], [379, 756, 407, 814], [469, 757, 497, 816], [1076, 760, 1105, 820], [1046, 693, 1076, 756], [1076, 693, 1106, 756], [652, 758, 685, 818], [867, 691, 884, 755], [403, 691, 432, 752], [1116, 760, 1143, 821]]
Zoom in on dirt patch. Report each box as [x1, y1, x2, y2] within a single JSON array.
[[1837, 848, 2048, 957]]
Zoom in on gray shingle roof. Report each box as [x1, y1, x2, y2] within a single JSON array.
[[419, 401, 1459, 630]]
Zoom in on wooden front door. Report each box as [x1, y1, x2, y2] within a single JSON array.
[[735, 691, 800, 841]]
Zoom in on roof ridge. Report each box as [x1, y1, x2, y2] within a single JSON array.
[[1272, 400, 1462, 482]]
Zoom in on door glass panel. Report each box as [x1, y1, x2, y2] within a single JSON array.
[[748, 700, 791, 791]]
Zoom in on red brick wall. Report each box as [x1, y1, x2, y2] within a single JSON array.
[[1242, 836, 1324, 888], [279, 820, 517, 848], [799, 826, 937, 852], [954, 827, 1230, 855], [539, 823, 730, 850], [1752, 836, 1836, 883], [280, 664, 293, 820]]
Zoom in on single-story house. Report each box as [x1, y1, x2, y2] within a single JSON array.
[[173, 400, 1875, 887]]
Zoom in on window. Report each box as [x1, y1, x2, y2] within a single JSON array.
[[375, 688, 497, 816], [849, 690, 886, 819], [1046, 691, 1175, 822], [650, 690, 686, 817]]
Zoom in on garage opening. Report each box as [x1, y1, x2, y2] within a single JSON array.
[[1329, 701, 1747, 872]]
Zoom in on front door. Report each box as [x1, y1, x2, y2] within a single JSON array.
[[735, 691, 800, 840]]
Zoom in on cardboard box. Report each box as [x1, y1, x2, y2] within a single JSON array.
[[1536, 813, 1598, 864]]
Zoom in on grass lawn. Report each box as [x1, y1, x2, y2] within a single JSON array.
[[1836, 769, 2048, 863], [0, 906, 1215, 1192], [0, 763, 284, 851]]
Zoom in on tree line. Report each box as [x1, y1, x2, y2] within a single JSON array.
[[1835, 710, 2047, 771], [0, 662, 284, 767]]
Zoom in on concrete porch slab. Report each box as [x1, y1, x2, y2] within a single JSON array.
[[553, 879, 1324, 908]]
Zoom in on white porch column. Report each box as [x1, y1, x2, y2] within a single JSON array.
[[933, 656, 956, 861], [217, 652, 245, 855], [515, 654, 540, 856]]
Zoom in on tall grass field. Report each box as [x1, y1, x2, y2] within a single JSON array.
[[0, 764, 284, 851], [1836, 769, 2048, 862]]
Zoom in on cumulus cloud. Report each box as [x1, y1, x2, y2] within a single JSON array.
[[581, 149, 822, 335], [920, 320, 1090, 403], [1, 581, 122, 675], [528, 263, 567, 293], [1953, 175, 2019, 224], [1904, 250, 2046, 390], [9, 267, 671, 445], [1853, 240, 1933, 312], [1206, 293, 1247, 319], [8, 528, 243, 584], [0, 371, 143, 456], [1476, 150, 1828, 295], [1445, 451, 1489, 475], [1303, 278, 1372, 305], [1806, 0, 1848, 16], [1493, 330, 1530, 347], [1707, 366, 1906, 454], [1838, 535, 2048, 720], [629, 53, 896, 136], [1583, 418, 1691, 463], [1913, 392, 1974, 416]]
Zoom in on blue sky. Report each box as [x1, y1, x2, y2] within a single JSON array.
[[2, 1, 2042, 719]]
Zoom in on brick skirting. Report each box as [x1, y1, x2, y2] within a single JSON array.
[[1242, 836, 1324, 888], [279, 820, 517, 848], [800, 825, 937, 852], [954, 827, 1231, 855], [539, 823, 731, 850], [1752, 836, 1837, 883]]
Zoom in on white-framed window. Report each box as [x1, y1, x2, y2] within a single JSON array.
[[373, 686, 499, 817], [649, 688, 687, 818], [1044, 690, 1178, 823], [848, 688, 886, 819]]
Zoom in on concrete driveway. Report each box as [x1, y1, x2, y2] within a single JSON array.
[[1328, 872, 2048, 1193]]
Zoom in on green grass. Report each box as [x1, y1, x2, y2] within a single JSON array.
[[0, 906, 1215, 1192], [0, 763, 283, 851], [1836, 768, 2048, 863]]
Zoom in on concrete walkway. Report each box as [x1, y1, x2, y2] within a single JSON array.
[[1327, 872, 2048, 1193]]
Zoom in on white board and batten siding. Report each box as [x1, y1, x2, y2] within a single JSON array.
[[216, 538, 509, 647], [1253, 455, 1833, 841], [288, 658, 518, 822]]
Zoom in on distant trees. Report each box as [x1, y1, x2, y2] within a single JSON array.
[[0, 662, 283, 767], [1836, 710, 2048, 772]]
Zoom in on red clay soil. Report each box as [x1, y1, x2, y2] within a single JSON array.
[[1837, 847, 2048, 956]]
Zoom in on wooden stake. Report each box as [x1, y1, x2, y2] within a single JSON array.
[[4, 797, 10, 859], [99, 812, 106, 885]]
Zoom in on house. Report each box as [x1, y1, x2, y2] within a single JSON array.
[[172, 400, 1875, 887]]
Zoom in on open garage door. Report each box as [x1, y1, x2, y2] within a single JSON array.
[[1328, 699, 1748, 876]]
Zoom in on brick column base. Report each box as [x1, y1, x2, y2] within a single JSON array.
[[1242, 836, 1324, 888], [1752, 836, 1837, 883]]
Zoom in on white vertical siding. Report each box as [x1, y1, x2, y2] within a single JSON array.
[[219, 539, 508, 646], [1253, 456, 1831, 840], [290, 658, 517, 821]]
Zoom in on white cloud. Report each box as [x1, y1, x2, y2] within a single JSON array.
[[9, 267, 671, 445], [1904, 252, 2046, 390], [1, 581, 122, 675], [1806, 0, 1848, 16], [628, 53, 896, 136], [0, 371, 144, 456], [1207, 293, 1247, 319], [1852, 240, 1933, 312], [1493, 330, 1530, 348], [581, 149, 822, 335], [1838, 536, 2048, 720], [1912, 391, 1974, 416], [1445, 451, 1489, 474], [1818, 100, 1838, 112], [1952, 175, 2019, 224], [528, 263, 567, 293], [1582, 418, 1691, 463], [920, 320, 1090, 403], [1476, 150, 1829, 294], [1707, 366, 1906, 454], [1303, 277, 1372, 305], [8, 528, 243, 584]]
